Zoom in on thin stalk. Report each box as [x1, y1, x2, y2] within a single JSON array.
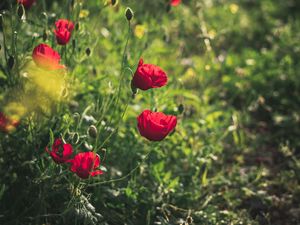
[[86, 147, 153, 187]]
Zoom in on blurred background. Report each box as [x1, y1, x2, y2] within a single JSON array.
[[0, 0, 300, 224]]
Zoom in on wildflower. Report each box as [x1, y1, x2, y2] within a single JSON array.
[[134, 25, 146, 39], [79, 10, 89, 19], [229, 4, 239, 14], [70, 152, 104, 179], [0, 112, 20, 133], [17, 0, 36, 9], [137, 110, 177, 141], [170, 0, 181, 6], [131, 58, 168, 91], [32, 43, 64, 70], [54, 19, 74, 45], [46, 138, 73, 164]]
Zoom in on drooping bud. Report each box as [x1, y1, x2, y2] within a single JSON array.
[[72, 132, 80, 144], [73, 113, 80, 125], [88, 125, 97, 138], [125, 7, 134, 22], [84, 142, 93, 151]]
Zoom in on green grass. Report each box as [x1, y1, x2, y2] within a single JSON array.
[[0, 0, 300, 224]]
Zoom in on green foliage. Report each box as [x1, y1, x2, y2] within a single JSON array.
[[0, 0, 300, 224]]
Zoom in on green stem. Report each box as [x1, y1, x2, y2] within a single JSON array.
[[87, 147, 153, 187]]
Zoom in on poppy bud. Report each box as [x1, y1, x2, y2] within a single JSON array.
[[92, 67, 97, 76], [178, 104, 184, 114], [187, 216, 193, 224], [73, 113, 80, 124], [111, 0, 118, 6], [88, 125, 97, 138], [125, 7, 134, 21], [72, 39, 76, 49], [131, 81, 137, 96], [17, 4, 25, 19], [84, 142, 93, 151], [166, 4, 171, 13], [61, 87, 68, 98], [72, 132, 80, 144], [42, 30, 47, 41], [75, 22, 79, 31], [8, 56, 14, 69], [85, 47, 91, 56]]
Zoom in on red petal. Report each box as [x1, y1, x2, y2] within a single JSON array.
[[90, 170, 104, 177]]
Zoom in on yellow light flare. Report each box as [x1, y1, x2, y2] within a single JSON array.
[[1, 61, 70, 133]]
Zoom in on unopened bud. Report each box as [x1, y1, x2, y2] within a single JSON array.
[[88, 125, 97, 138], [131, 81, 137, 97], [186, 216, 193, 224], [8, 56, 14, 69], [178, 104, 184, 114], [84, 142, 93, 151], [75, 22, 79, 31], [72, 132, 80, 144], [73, 113, 80, 124], [17, 4, 25, 19], [166, 4, 171, 13], [125, 7, 134, 21], [42, 30, 47, 41], [92, 67, 97, 76], [72, 39, 76, 49], [85, 47, 91, 56], [111, 0, 118, 6]]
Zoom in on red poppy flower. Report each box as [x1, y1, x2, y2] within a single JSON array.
[[170, 0, 181, 6], [17, 0, 36, 8], [32, 43, 64, 70], [54, 19, 75, 45], [69, 152, 104, 179], [137, 110, 177, 141], [0, 112, 20, 133], [46, 138, 73, 164], [131, 58, 168, 91]]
